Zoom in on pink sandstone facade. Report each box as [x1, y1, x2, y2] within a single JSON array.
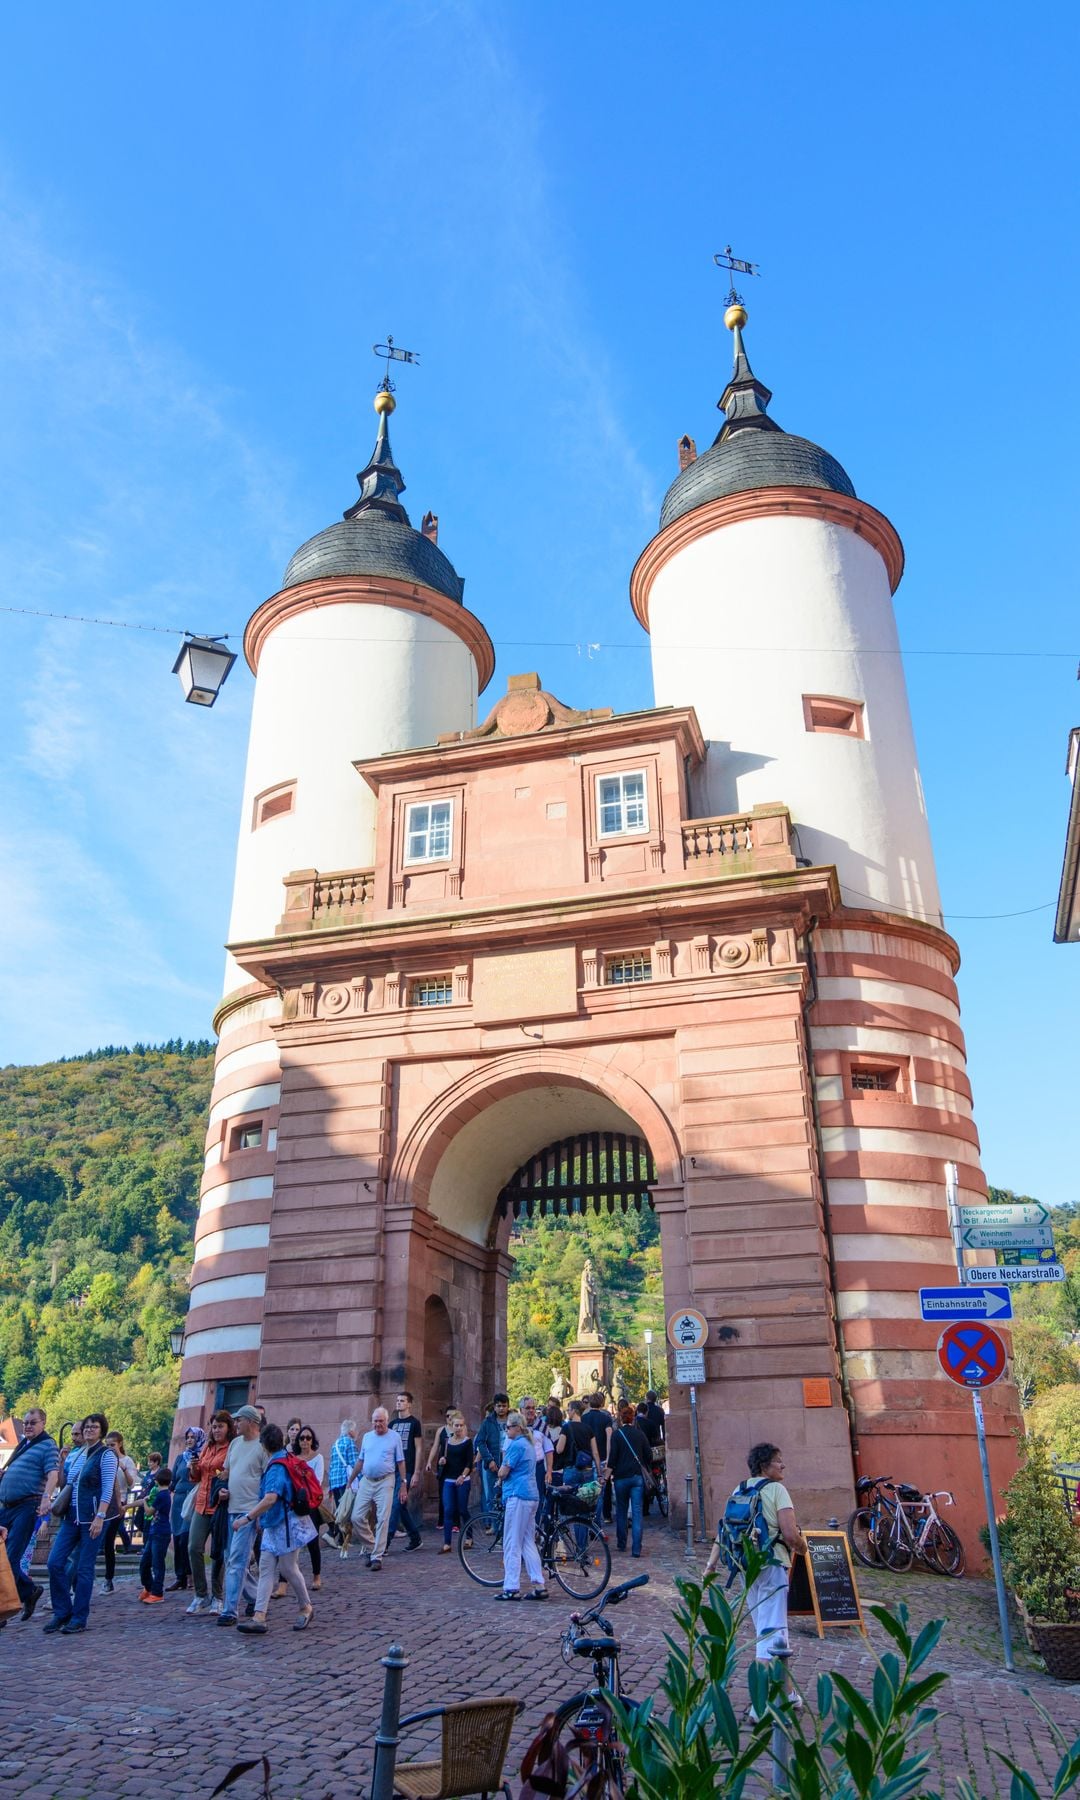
[[176, 326, 1022, 1551]]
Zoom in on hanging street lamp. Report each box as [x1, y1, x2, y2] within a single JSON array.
[[168, 1327, 185, 1358], [173, 635, 236, 707]]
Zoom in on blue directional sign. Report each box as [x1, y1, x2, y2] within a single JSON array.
[[919, 1285, 1013, 1322]]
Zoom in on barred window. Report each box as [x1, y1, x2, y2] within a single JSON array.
[[409, 976, 453, 1008], [404, 799, 453, 863], [604, 953, 653, 986], [596, 770, 647, 837], [851, 1065, 900, 1094]]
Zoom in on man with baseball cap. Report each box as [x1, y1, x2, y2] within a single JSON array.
[[217, 1407, 268, 1626]]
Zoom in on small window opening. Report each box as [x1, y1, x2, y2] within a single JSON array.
[[604, 953, 653, 986], [215, 1379, 252, 1413], [252, 781, 296, 829], [851, 1064, 901, 1095], [409, 976, 453, 1008], [803, 695, 865, 738], [230, 1122, 264, 1152], [404, 799, 453, 864], [596, 770, 648, 837]]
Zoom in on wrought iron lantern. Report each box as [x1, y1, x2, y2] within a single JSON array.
[[173, 634, 236, 707], [169, 1327, 185, 1358]]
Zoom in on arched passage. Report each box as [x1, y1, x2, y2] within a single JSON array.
[[423, 1295, 455, 1421]]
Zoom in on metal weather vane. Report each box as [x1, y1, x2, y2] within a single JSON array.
[[713, 245, 760, 308], [372, 333, 420, 395]]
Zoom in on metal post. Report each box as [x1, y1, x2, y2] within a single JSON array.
[[689, 1384, 707, 1541], [684, 1471, 694, 1556], [972, 1391, 1015, 1671], [644, 1330, 654, 1390], [370, 1642, 408, 1800], [770, 1716, 791, 1793]]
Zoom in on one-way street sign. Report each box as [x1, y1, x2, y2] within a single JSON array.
[[919, 1285, 1013, 1322], [958, 1202, 1049, 1230], [961, 1224, 1055, 1252]]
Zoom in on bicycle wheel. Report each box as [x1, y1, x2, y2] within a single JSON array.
[[874, 1515, 913, 1572], [457, 1509, 507, 1587], [549, 1521, 612, 1598], [654, 1472, 669, 1520], [847, 1507, 881, 1568], [551, 1695, 625, 1797], [922, 1518, 966, 1578]]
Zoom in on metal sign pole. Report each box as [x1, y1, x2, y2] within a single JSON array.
[[945, 1160, 1014, 1672], [973, 1390, 1015, 1672], [689, 1384, 707, 1541]]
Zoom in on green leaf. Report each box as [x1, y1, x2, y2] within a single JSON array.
[[908, 1616, 945, 1673], [869, 1602, 914, 1655], [844, 1730, 875, 1796], [829, 1672, 879, 1740]]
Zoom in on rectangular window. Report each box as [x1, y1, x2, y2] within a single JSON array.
[[230, 1122, 263, 1152], [604, 953, 653, 986], [404, 799, 453, 864], [409, 976, 453, 1008], [252, 780, 296, 829], [596, 770, 648, 837], [850, 1064, 901, 1095], [215, 1379, 252, 1413], [803, 695, 865, 738]]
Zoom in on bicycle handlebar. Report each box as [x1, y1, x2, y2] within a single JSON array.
[[570, 1573, 650, 1627]]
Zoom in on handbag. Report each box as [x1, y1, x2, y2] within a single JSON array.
[[180, 1487, 197, 1525], [334, 1487, 356, 1528], [318, 1494, 338, 1526], [617, 1428, 657, 1500], [0, 1539, 20, 1624], [50, 1483, 72, 1520]]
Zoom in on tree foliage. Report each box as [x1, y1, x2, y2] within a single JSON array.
[[0, 1045, 212, 1418], [998, 1432, 1080, 1624]]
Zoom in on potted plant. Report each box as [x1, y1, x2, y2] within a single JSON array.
[[1000, 1432, 1080, 1680]]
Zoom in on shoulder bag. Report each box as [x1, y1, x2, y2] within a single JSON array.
[[617, 1427, 657, 1500]]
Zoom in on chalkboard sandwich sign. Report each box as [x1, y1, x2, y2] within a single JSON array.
[[788, 1530, 866, 1638]]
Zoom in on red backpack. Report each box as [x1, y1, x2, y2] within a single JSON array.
[[282, 1454, 323, 1517]]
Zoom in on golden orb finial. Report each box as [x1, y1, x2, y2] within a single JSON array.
[[724, 302, 748, 332], [374, 386, 396, 416]]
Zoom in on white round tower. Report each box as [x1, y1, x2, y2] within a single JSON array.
[[224, 388, 494, 979], [631, 307, 941, 923]]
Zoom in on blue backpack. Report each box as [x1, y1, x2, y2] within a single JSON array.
[[716, 1478, 779, 1585]]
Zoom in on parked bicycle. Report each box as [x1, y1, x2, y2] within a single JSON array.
[[848, 1475, 965, 1577], [520, 1572, 649, 1796], [649, 1449, 669, 1520], [458, 1488, 611, 1598]]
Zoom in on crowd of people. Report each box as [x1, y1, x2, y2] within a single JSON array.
[[0, 1385, 669, 1633]]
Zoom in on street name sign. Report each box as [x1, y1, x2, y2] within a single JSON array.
[[958, 1202, 1049, 1230], [673, 1347, 707, 1384], [964, 1264, 1065, 1285], [937, 1322, 1008, 1389], [961, 1224, 1055, 1252], [667, 1308, 709, 1349], [919, 1285, 1012, 1322]]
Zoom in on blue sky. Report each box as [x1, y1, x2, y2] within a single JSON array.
[[0, 4, 1076, 1205]]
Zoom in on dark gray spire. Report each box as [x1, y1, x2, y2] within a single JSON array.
[[343, 401, 410, 524], [716, 321, 780, 440]]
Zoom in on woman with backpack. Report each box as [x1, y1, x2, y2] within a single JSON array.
[[43, 1412, 119, 1636], [234, 1422, 315, 1634], [295, 1426, 324, 1591], [703, 1442, 807, 1685]]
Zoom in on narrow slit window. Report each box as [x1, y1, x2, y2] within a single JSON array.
[[252, 781, 296, 829], [596, 770, 648, 837], [409, 976, 453, 1008], [803, 695, 865, 738], [604, 953, 653, 986], [404, 799, 453, 864]]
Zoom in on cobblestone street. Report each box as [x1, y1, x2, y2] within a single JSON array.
[[2, 1524, 1079, 1799]]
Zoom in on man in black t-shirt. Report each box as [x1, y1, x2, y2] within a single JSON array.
[[581, 1393, 614, 1523], [387, 1391, 424, 1550], [643, 1391, 666, 1445]]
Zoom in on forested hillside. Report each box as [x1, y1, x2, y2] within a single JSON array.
[[0, 1042, 213, 1454]]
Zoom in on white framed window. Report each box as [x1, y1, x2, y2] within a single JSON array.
[[596, 770, 648, 838], [404, 799, 453, 864]]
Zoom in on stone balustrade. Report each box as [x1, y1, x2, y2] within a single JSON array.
[[680, 803, 795, 872], [279, 866, 376, 933]]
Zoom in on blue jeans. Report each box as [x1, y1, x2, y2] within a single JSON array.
[[48, 1517, 104, 1627], [139, 1529, 169, 1596], [388, 1491, 422, 1546], [614, 1475, 644, 1556], [222, 1514, 259, 1615], [0, 1496, 41, 1606], [481, 1465, 499, 1513], [442, 1480, 470, 1545]]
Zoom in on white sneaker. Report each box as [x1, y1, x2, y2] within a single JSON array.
[[209, 1598, 223, 1615], [185, 1597, 209, 1615]]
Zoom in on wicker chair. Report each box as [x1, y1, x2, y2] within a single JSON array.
[[392, 1697, 521, 1800]]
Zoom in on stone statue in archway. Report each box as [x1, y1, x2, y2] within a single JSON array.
[[578, 1257, 602, 1338], [549, 1367, 572, 1402]]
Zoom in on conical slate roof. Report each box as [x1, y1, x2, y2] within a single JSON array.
[[659, 317, 855, 531], [281, 402, 464, 602]]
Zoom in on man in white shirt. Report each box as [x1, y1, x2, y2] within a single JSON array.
[[348, 1407, 408, 1570]]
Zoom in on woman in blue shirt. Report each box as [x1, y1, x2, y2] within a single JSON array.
[[234, 1422, 315, 1635], [43, 1412, 119, 1636], [495, 1412, 548, 1603]]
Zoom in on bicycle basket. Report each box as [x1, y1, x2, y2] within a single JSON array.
[[897, 1483, 923, 1502], [557, 1483, 599, 1513]]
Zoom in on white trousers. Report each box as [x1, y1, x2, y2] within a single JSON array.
[[746, 1563, 791, 1661], [355, 1474, 395, 1558], [501, 1495, 544, 1593]]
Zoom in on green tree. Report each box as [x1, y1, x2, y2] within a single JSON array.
[[1011, 1318, 1079, 1408], [1027, 1387, 1080, 1464]]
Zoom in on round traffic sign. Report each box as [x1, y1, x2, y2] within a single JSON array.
[[667, 1307, 709, 1349], [937, 1321, 1007, 1389]]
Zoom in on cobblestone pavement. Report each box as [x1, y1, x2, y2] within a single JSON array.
[[2, 1522, 1079, 1799]]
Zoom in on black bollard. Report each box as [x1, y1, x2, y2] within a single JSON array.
[[370, 1642, 408, 1800]]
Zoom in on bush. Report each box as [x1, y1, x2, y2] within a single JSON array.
[[999, 1432, 1080, 1624]]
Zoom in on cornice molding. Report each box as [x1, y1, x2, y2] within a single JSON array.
[[355, 705, 708, 788], [827, 903, 961, 976], [629, 486, 906, 630], [244, 574, 496, 690]]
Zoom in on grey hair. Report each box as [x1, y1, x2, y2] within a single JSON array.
[[340, 1418, 358, 1435]]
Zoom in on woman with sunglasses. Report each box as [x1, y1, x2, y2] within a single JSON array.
[[296, 1426, 325, 1591]]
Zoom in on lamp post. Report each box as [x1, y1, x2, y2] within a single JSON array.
[[173, 635, 236, 707], [169, 1328, 185, 1359], [643, 1328, 653, 1390]]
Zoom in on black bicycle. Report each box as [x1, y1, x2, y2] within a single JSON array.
[[649, 1448, 669, 1520], [458, 1489, 611, 1598], [546, 1572, 650, 1794]]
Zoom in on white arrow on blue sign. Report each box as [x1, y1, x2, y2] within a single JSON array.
[[919, 1285, 1013, 1321], [961, 1224, 1055, 1251], [958, 1202, 1049, 1229]]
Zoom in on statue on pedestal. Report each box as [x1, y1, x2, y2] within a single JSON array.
[[578, 1257, 603, 1339], [549, 1368, 572, 1403]]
